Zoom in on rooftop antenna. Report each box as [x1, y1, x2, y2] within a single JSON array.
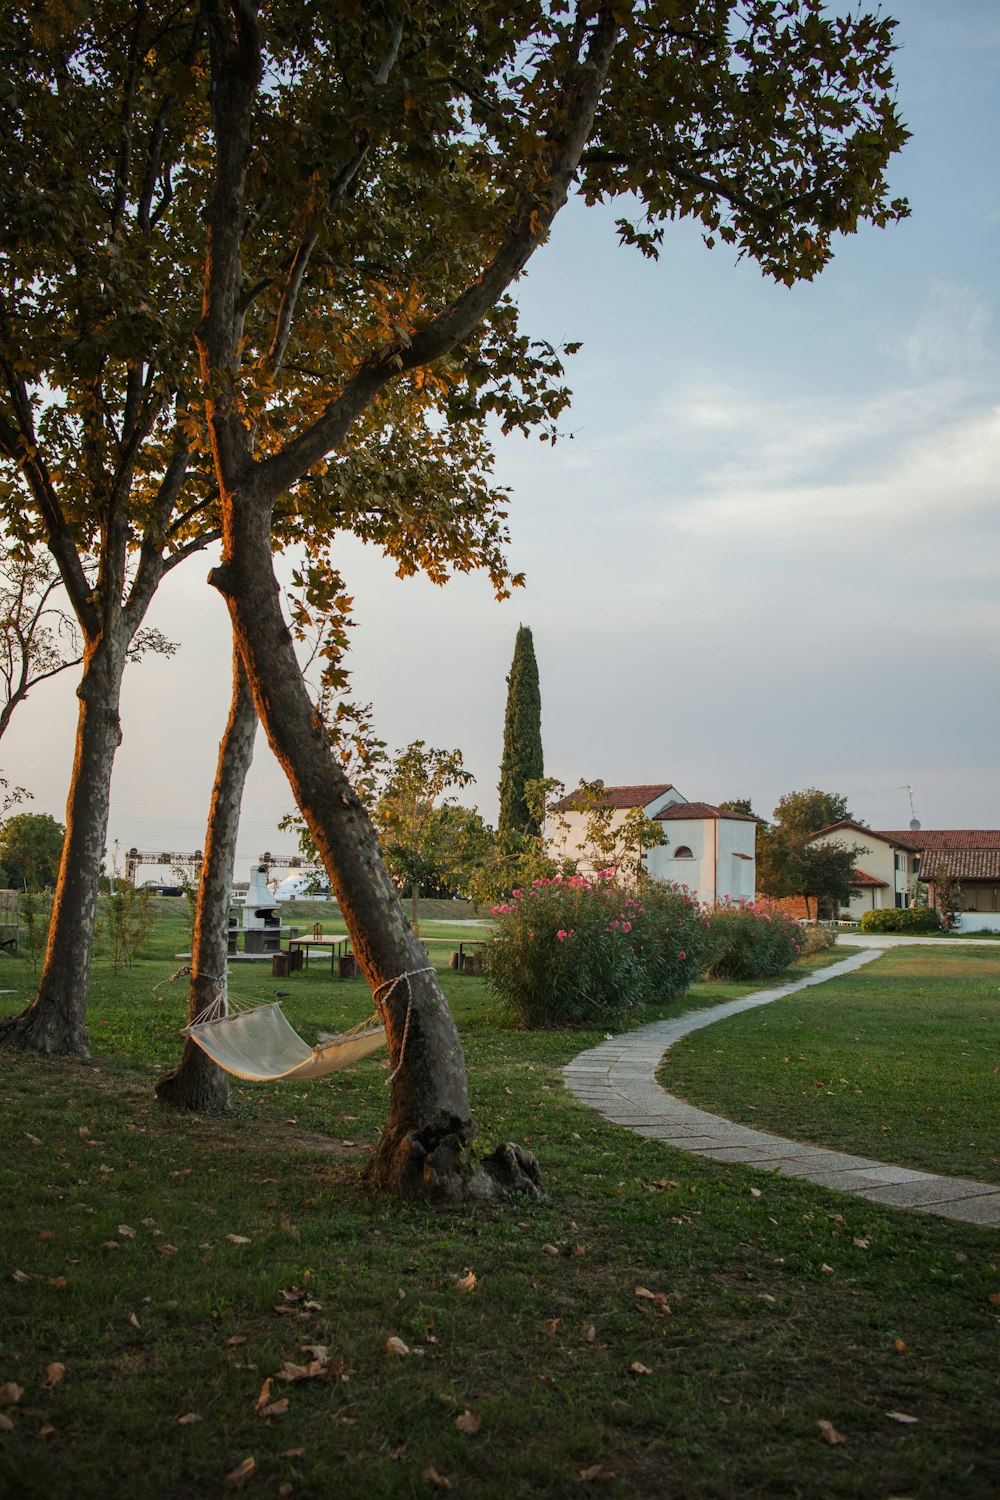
[[899, 784, 921, 831]]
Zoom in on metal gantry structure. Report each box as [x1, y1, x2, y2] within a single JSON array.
[[124, 848, 203, 883]]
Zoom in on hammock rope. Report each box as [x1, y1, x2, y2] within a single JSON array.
[[373, 966, 435, 1084]]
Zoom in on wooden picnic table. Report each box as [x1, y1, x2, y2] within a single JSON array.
[[286, 933, 352, 973]]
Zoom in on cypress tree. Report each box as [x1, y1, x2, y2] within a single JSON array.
[[498, 625, 544, 840]]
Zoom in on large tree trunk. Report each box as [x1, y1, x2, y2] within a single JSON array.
[[156, 645, 257, 1112], [210, 503, 540, 1201], [0, 632, 127, 1055]]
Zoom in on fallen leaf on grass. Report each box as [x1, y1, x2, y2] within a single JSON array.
[[540, 1244, 559, 1257], [255, 1378, 274, 1412], [893, 1339, 907, 1353], [154, 1245, 177, 1257], [579, 1465, 616, 1483], [129, 1313, 141, 1331], [11, 1271, 31, 1284], [817, 1420, 847, 1446], [25, 1134, 42, 1146], [281, 1447, 305, 1459], [101, 1241, 121, 1251], [757, 1294, 778, 1305], [544, 1319, 560, 1335], [425, 1466, 451, 1489], [582, 1323, 596, 1343], [226, 1235, 252, 1246], [629, 1362, 652, 1376], [885, 1411, 919, 1425], [0, 1383, 23, 1407], [0, 1414, 13, 1433], [989, 1293, 1000, 1307], [36, 1230, 53, 1241], [454, 1270, 476, 1292], [259, 1397, 289, 1422], [177, 1413, 202, 1426], [223, 1456, 255, 1489], [750, 1188, 762, 1199], [455, 1409, 481, 1435], [42, 1363, 65, 1390], [634, 1287, 671, 1314], [226, 1335, 247, 1347], [277, 1486, 293, 1499], [820, 1264, 834, 1275], [48, 1277, 68, 1289], [117, 1224, 136, 1239], [852, 1237, 871, 1251], [38, 1423, 55, 1436], [385, 1337, 410, 1358]]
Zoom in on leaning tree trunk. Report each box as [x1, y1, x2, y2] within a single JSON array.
[[211, 503, 540, 1201], [156, 645, 257, 1112], [0, 632, 127, 1055]]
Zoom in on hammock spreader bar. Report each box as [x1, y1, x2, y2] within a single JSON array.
[[182, 1002, 386, 1083]]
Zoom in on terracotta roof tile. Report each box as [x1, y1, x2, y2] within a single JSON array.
[[918, 849, 1000, 881], [549, 783, 677, 812], [849, 867, 888, 888], [655, 801, 757, 823], [878, 829, 1000, 851]]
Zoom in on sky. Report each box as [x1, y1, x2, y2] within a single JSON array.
[[2, 1, 999, 878]]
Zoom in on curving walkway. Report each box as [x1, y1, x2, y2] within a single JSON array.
[[563, 949, 1000, 1227]]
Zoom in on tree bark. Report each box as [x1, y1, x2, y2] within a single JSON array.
[[156, 644, 257, 1112], [210, 504, 540, 1201], [0, 631, 127, 1055]]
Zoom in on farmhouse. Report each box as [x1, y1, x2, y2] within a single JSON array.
[[805, 821, 1000, 929], [547, 783, 757, 904]]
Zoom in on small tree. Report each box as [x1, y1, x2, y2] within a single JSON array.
[[796, 840, 864, 922], [375, 743, 475, 929], [933, 870, 962, 931], [98, 884, 158, 974], [0, 813, 66, 890], [498, 626, 543, 841]]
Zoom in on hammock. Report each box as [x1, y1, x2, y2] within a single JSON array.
[[178, 966, 434, 1084], [183, 1002, 386, 1083]]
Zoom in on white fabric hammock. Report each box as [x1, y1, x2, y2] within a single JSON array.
[[183, 1002, 386, 1083]]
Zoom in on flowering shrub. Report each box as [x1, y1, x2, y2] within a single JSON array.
[[483, 872, 706, 1028], [702, 899, 803, 981]]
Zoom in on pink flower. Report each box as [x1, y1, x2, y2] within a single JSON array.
[[620, 920, 632, 933], [556, 929, 568, 941], [678, 950, 686, 960]]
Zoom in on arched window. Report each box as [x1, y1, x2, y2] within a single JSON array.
[[673, 845, 694, 859]]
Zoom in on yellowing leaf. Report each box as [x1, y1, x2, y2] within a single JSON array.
[[255, 1378, 274, 1412], [424, 1466, 451, 1489], [580, 1465, 615, 1483], [385, 1337, 410, 1358], [540, 1244, 559, 1257], [629, 1361, 652, 1375], [42, 1363, 65, 1390], [455, 1409, 481, 1435], [223, 1456, 256, 1489], [259, 1397, 289, 1422], [177, 1412, 202, 1425], [454, 1270, 476, 1292], [817, 1419, 847, 1445], [893, 1339, 907, 1353], [48, 1277, 68, 1289]]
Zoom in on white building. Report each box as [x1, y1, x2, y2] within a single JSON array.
[[547, 782, 756, 905]]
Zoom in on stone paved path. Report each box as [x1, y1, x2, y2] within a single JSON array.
[[563, 949, 1000, 1227]]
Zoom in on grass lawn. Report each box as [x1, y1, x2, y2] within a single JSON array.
[[661, 944, 1000, 1185], [0, 905, 997, 1499]]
